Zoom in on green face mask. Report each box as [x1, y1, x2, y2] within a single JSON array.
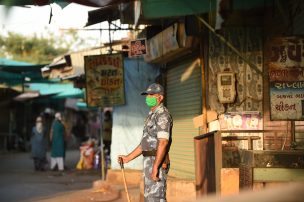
[[145, 96, 158, 108]]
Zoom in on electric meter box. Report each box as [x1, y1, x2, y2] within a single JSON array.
[[217, 72, 236, 104]]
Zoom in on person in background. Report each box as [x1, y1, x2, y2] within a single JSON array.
[[50, 112, 66, 171], [88, 114, 101, 142], [72, 114, 88, 146], [118, 83, 173, 202], [30, 116, 48, 171], [103, 110, 112, 156]]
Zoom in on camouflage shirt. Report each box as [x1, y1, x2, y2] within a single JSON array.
[[141, 103, 173, 151]]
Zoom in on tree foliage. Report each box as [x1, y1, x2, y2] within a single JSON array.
[[0, 32, 69, 64]]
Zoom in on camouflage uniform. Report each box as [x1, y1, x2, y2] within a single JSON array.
[[141, 103, 173, 202]]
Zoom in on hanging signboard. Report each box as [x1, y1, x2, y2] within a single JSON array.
[[129, 38, 147, 57], [266, 37, 304, 120], [84, 54, 125, 107]]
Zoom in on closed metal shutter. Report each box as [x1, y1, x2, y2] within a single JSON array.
[[166, 58, 201, 179]]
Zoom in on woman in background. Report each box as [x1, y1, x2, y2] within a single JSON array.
[[30, 116, 47, 171], [103, 111, 112, 156]]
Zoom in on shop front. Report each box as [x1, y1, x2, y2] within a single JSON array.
[[143, 22, 202, 179]]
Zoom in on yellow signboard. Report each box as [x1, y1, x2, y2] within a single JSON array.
[[84, 54, 125, 107]]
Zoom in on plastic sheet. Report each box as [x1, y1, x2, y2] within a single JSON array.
[[110, 58, 159, 169]]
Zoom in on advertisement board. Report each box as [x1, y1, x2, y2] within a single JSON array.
[[84, 54, 125, 107], [129, 38, 147, 57], [218, 112, 263, 150], [266, 37, 304, 120]]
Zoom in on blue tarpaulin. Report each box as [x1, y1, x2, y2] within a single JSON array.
[[111, 58, 160, 170], [0, 58, 33, 66], [28, 83, 84, 99]]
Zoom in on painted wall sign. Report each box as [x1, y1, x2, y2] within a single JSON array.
[[266, 37, 304, 120], [84, 54, 125, 107], [218, 112, 263, 150], [219, 112, 263, 130]]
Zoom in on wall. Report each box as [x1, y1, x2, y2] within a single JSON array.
[[207, 1, 304, 150], [263, 1, 304, 150], [208, 27, 263, 150], [208, 27, 263, 114]]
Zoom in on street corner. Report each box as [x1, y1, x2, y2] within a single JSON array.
[[91, 180, 121, 201], [36, 186, 120, 202]]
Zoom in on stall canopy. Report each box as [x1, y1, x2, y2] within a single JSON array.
[[76, 101, 98, 110], [28, 83, 84, 99], [0, 0, 132, 7], [85, 5, 120, 27], [0, 58, 33, 66], [13, 91, 40, 101], [84, 0, 273, 28], [0, 58, 45, 72], [141, 0, 272, 19], [0, 58, 84, 101], [85, 1, 161, 27], [0, 58, 47, 85]]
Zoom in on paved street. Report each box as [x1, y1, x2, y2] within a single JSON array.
[[2, 150, 304, 202], [0, 149, 102, 202]]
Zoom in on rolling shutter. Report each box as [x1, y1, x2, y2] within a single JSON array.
[[166, 58, 201, 179]]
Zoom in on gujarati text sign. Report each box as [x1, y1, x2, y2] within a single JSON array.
[[84, 54, 125, 107], [266, 37, 304, 120]]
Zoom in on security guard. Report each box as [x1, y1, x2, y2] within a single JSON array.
[[118, 83, 173, 202]]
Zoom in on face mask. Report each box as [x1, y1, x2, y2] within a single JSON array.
[[145, 96, 158, 108]]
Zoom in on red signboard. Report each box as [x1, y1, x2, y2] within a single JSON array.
[[129, 38, 147, 57]]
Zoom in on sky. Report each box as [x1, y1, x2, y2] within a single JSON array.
[[0, 3, 128, 50]]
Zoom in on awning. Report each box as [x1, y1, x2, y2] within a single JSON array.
[[13, 91, 40, 101], [0, 58, 47, 85], [1, 0, 132, 7], [0, 58, 33, 66], [85, 1, 161, 27], [64, 99, 98, 110], [70, 0, 132, 7], [85, 5, 120, 27], [76, 101, 98, 110], [0, 58, 45, 73], [28, 83, 84, 99], [0, 70, 48, 85], [141, 0, 272, 19], [85, 0, 273, 27], [0, 71, 23, 84]]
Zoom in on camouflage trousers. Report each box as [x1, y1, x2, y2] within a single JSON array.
[[143, 156, 169, 202]]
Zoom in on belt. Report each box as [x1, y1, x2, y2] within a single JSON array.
[[142, 150, 157, 157]]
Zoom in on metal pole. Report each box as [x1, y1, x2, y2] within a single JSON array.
[[99, 108, 106, 180]]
